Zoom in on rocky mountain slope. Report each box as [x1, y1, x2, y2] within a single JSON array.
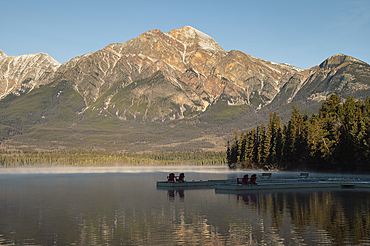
[[0, 26, 369, 152], [0, 51, 60, 100], [270, 54, 370, 109], [42, 26, 304, 122]]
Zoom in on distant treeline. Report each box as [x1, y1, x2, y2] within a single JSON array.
[[227, 94, 370, 172], [0, 150, 226, 167]]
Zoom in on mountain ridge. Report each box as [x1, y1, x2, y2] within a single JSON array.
[[0, 26, 369, 152], [0, 51, 60, 100]]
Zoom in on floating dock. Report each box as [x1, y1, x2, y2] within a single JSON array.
[[215, 180, 370, 191], [156, 179, 236, 188], [156, 176, 370, 191]]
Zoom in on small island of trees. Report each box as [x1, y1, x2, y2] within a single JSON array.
[[227, 94, 370, 173]]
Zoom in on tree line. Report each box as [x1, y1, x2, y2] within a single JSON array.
[[227, 94, 370, 172], [0, 150, 226, 167]]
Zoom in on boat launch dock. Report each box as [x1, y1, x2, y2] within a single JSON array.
[[215, 180, 370, 191], [156, 179, 236, 188]]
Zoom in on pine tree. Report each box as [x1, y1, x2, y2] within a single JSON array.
[[245, 129, 256, 168], [252, 126, 259, 165], [275, 122, 283, 165], [355, 114, 369, 170], [294, 114, 308, 164], [334, 96, 357, 171], [318, 94, 342, 118], [230, 135, 239, 166], [363, 96, 370, 118], [258, 123, 267, 165], [226, 140, 232, 168], [282, 107, 299, 168], [266, 112, 279, 167], [239, 132, 247, 164]]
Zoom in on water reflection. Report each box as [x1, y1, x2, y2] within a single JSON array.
[[225, 189, 370, 245], [0, 171, 369, 245], [167, 189, 185, 202], [237, 193, 258, 205]]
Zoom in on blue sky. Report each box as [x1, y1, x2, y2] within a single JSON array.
[[1, 0, 369, 69]]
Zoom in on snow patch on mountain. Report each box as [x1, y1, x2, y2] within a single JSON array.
[[0, 52, 61, 100], [271, 61, 303, 73], [168, 26, 225, 54]]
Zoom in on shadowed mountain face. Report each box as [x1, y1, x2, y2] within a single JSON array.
[[0, 27, 369, 152]]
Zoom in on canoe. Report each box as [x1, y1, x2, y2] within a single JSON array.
[[156, 179, 236, 188], [215, 180, 370, 191]]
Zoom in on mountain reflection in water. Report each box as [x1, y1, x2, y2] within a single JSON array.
[[0, 169, 369, 245]]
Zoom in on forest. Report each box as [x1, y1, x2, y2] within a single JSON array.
[[227, 94, 370, 173], [0, 150, 226, 167]]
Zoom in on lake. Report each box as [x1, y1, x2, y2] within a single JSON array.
[[0, 166, 370, 245]]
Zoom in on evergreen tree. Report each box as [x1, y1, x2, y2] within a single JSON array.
[[363, 96, 370, 118], [294, 114, 308, 164], [258, 123, 267, 165], [245, 129, 256, 168], [335, 96, 357, 171], [230, 135, 239, 166], [275, 122, 283, 165], [318, 94, 342, 118], [226, 140, 232, 168], [239, 132, 247, 164], [266, 112, 279, 167], [354, 114, 369, 171], [282, 107, 299, 167], [252, 126, 259, 164]]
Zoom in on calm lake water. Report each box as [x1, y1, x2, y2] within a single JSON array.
[[0, 166, 370, 245]]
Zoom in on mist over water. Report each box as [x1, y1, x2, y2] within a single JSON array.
[[0, 165, 230, 175], [1, 166, 369, 180]]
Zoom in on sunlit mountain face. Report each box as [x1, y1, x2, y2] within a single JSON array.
[[0, 27, 369, 152]]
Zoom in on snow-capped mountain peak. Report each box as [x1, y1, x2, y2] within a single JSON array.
[[167, 26, 225, 53]]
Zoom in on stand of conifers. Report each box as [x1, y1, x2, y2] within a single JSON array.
[[227, 94, 370, 173]]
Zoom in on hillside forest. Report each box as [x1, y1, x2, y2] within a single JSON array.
[[227, 94, 370, 173]]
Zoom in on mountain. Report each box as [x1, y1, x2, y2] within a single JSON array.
[[0, 51, 60, 100], [266, 53, 370, 120], [293, 54, 370, 101], [42, 26, 302, 122], [0, 26, 369, 152]]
